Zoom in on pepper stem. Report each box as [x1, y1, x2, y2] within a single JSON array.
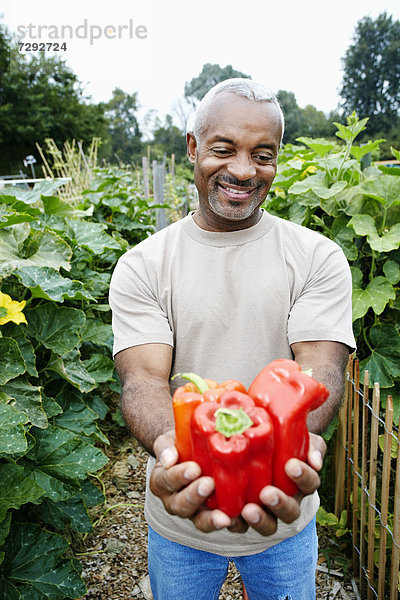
[[215, 408, 253, 438], [171, 372, 210, 394]]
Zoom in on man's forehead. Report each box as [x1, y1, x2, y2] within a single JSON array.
[[200, 92, 282, 142]]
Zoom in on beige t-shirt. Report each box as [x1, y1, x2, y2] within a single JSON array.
[[109, 210, 356, 556]]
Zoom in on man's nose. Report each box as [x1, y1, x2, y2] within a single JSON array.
[[226, 153, 257, 181]]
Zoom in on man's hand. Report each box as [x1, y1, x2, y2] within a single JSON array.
[[150, 430, 326, 536]]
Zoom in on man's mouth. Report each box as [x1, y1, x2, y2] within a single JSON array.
[[217, 182, 258, 200]]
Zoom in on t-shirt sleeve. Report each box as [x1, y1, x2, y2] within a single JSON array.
[[287, 246, 356, 352], [109, 252, 174, 357]]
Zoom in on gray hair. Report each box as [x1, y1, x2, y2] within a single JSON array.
[[187, 78, 285, 143]]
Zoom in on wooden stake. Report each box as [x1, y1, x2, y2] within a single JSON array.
[[359, 370, 369, 597], [335, 359, 350, 516], [390, 417, 400, 600], [346, 357, 354, 526], [352, 360, 360, 574], [378, 396, 393, 598], [367, 383, 380, 600]]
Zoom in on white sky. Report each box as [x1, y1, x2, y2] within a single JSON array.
[[2, 0, 400, 130]]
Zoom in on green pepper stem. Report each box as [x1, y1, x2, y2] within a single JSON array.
[[215, 408, 253, 438], [171, 372, 210, 394]]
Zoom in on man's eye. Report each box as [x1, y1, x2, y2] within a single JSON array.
[[212, 148, 231, 156], [255, 154, 274, 163]]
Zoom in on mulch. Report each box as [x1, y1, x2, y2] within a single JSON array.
[[76, 420, 360, 600]]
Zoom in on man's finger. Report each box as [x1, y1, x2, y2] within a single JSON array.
[[285, 458, 321, 496], [308, 432, 327, 471], [150, 460, 202, 496], [153, 431, 178, 468], [191, 508, 232, 532], [241, 502, 279, 536]]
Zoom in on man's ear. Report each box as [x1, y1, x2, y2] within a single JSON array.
[[187, 132, 197, 164]]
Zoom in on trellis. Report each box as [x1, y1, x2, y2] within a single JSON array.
[[333, 357, 400, 599]]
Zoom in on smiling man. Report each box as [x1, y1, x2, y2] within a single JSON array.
[[109, 79, 356, 600]]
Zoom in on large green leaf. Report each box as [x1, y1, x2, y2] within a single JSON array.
[[37, 477, 104, 533], [0, 522, 86, 599], [37, 496, 93, 534], [331, 215, 358, 260], [55, 389, 108, 443], [0, 227, 72, 277], [26, 303, 86, 354], [0, 463, 44, 521], [360, 324, 400, 387], [295, 137, 336, 156], [0, 338, 26, 385], [0, 205, 38, 229], [0, 400, 29, 455], [348, 214, 400, 252], [1, 324, 38, 377], [351, 268, 396, 320], [83, 353, 115, 384], [289, 174, 347, 199], [23, 425, 108, 502], [15, 266, 95, 302], [82, 319, 113, 346], [2, 377, 47, 429], [383, 260, 400, 284], [359, 174, 400, 207], [46, 349, 96, 393], [350, 140, 385, 161], [67, 219, 121, 254]]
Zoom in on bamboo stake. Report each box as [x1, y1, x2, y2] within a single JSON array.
[[352, 360, 360, 574], [346, 357, 354, 526], [35, 142, 54, 178], [390, 419, 400, 600], [378, 395, 393, 598], [367, 383, 380, 600], [359, 369, 369, 597], [335, 360, 350, 516]]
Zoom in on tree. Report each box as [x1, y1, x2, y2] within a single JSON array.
[[277, 90, 334, 143], [340, 12, 400, 135], [150, 114, 187, 162], [276, 91, 303, 142], [0, 24, 108, 174], [184, 63, 251, 100], [104, 88, 143, 164]]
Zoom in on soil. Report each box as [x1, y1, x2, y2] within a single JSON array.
[[76, 419, 360, 600]]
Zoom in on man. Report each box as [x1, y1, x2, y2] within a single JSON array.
[[109, 79, 356, 600]]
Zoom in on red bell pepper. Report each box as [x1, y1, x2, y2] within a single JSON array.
[[191, 390, 274, 517], [247, 359, 329, 496], [172, 373, 246, 462]]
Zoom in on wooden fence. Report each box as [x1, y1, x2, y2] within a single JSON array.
[[141, 155, 197, 230], [333, 357, 400, 599]]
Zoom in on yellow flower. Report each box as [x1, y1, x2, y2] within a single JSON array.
[[300, 165, 317, 180], [0, 292, 27, 326], [274, 187, 286, 199]]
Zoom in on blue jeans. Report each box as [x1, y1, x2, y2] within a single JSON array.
[[148, 517, 318, 600]]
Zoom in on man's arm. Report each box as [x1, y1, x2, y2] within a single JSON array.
[[291, 340, 350, 434], [114, 343, 174, 455]]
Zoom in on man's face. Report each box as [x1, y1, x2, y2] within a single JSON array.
[[187, 93, 282, 230]]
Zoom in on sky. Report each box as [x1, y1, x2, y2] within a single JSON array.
[[2, 0, 400, 132]]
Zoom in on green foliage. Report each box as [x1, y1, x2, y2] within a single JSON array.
[[103, 88, 143, 164], [0, 25, 108, 174], [150, 114, 187, 162], [265, 112, 400, 418], [0, 167, 158, 597], [184, 63, 251, 100], [340, 12, 400, 137], [276, 90, 338, 143]]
